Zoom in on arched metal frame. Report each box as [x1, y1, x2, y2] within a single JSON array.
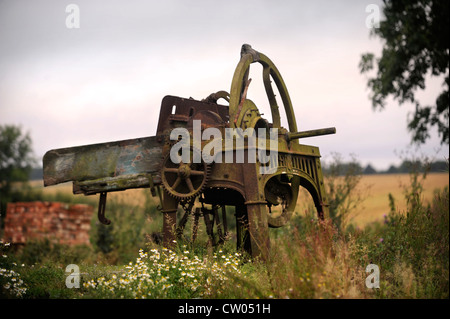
[[228, 45, 328, 227], [229, 44, 298, 133]]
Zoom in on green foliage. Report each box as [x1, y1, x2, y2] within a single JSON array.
[[1, 238, 94, 298], [95, 223, 115, 255], [14, 238, 94, 266], [0, 125, 37, 222], [89, 190, 162, 264], [0, 125, 35, 185], [19, 264, 74, 299], [359, 0, 449, 145]]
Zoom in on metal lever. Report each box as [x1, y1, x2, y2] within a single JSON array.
[[98, 192, 111, 225], [285, 127, 336, 141]]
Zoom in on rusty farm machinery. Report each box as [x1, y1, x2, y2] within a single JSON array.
[[43, 44, 336, 259]]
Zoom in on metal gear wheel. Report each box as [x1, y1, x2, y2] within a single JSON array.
[[160, 147, 210, 201]]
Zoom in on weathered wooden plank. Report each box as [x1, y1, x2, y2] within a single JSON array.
[[72, 173, 162, 195], [43, 136, 164, 193]]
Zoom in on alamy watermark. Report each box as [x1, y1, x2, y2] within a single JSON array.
[[65, 264, 80, 288], [65, 4, 80, 29], [365, 4, 380, 29], [365, 264, 380, 289], [169, 120, 279, 174]]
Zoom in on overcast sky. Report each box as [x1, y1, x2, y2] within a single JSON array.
[[0, 0, 448, 171]]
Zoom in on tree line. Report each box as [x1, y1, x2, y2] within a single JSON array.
[[323, 159, 448, 176]]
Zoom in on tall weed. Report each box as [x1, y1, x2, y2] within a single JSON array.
[[360, 164, 449, 298], [267, 216, 368, 298], [324, 153, 368, 231]]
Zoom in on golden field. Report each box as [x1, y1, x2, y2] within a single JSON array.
[[296, 172, 449, 227], [348, 172, 449, 226], [31, 172, 448, 228]]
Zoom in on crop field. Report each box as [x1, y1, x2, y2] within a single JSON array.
[[298, 172, 449, 226], [348, 173, 449, 226]]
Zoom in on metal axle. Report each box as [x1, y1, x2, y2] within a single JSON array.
[[285, 127, 336, 141]]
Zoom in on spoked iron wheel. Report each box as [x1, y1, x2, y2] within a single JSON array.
[[160, 147, 209, 201]]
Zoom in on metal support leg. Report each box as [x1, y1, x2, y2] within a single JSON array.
[[245, 201, 270, 260], [241, 161, 270, 260], [161, 191, 178, 249]]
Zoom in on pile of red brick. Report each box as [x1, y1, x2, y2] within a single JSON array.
[[3, 202, 93, 246]]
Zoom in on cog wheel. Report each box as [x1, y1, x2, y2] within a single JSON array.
[[160, 147, 210, 201]]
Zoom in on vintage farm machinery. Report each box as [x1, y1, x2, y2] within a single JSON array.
[[43, 44, 336, 259]]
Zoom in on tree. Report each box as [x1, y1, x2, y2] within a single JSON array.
[[359, 0, 449, 145], [386, 165, 399, 174], [363, 164, 378, 175], [0, 124, 36, 218]]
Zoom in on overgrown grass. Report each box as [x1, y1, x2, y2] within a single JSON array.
[[360, 186, 449, 298], [266, 185, 449, 299], [1, 165, 448, 299]]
